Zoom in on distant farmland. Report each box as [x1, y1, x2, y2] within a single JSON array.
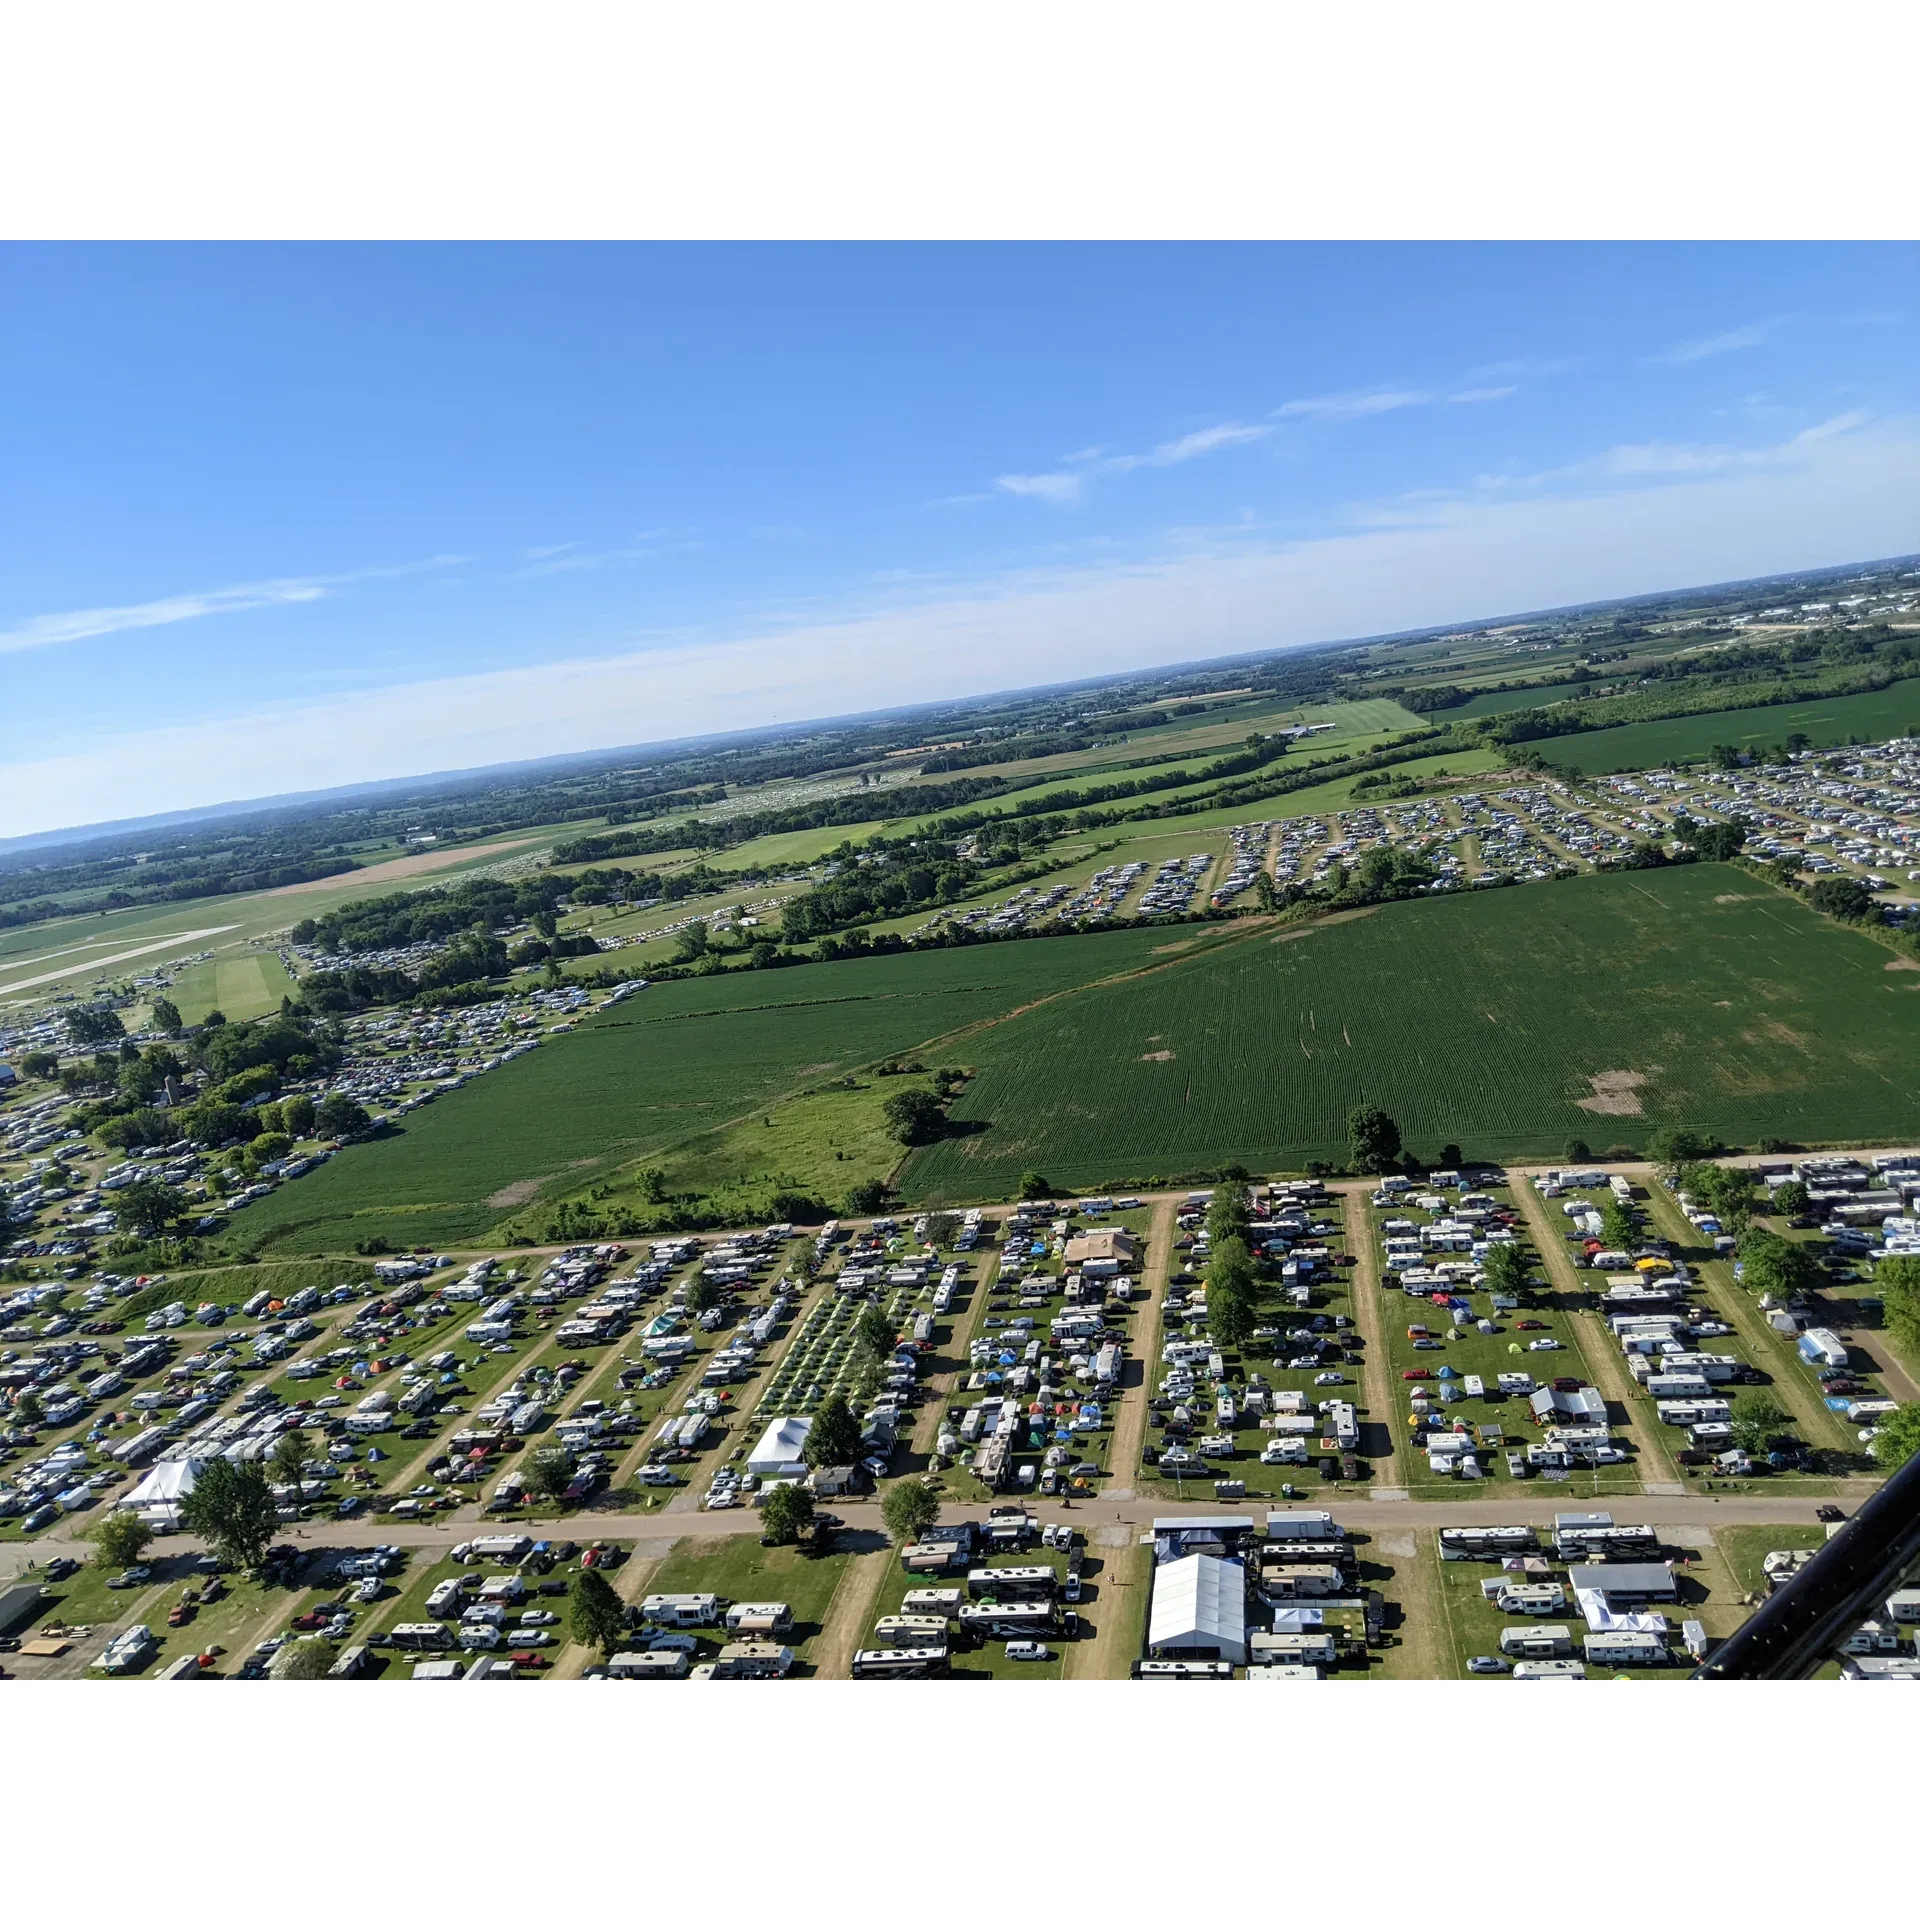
[[1536, 679, 1920, 774], [227, 925, 1190, 1254], [899, 864, 1920, 1199]]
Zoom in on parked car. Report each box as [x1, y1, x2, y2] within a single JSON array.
[[1003, 1640, 1052, 1661], [1467, 1656, 1510, 1674]]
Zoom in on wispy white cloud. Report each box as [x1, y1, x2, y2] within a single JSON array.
[[511, 531, 679, 578], [0, 556, 464, 657], [1274, 389, 1430, 422], [1105, 422, 1270, 471], [997, 420, 1269, 504], [995, 470, 1086, 504], [12, 415, 1918, 840], [1654, 322, 1772, 364], [1598, 408, 1870, 477], [1447, 385, 1516, 405]]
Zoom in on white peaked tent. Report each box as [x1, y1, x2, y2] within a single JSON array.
[[1148, 1551, 1247, 1665], [747, 1416, 813, 1480], [122, 1457, 207, 1528]]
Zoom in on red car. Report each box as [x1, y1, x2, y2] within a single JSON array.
[[1401, 1368, 1432, 1380], [1515, 1320, 1547, 1331]]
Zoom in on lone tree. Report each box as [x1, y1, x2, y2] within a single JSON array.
[[571, 1568, 627, 1657], [109, 1181, 190, 1240], [881, 1088, 946, 1146], [273, 1638, 337, 1680], [177, 1458, 279, 1573], [270, 1428, 315, 1489], [1647, 1127, 1714, 1184], [524, 1447, 574, 1501], [1347, 1103, 1402, 1175], [880, 1478, 941, 1544], [1730, 1391, 1795, 1457], [1018, 1170, 1052, 1201], [149, 996, 184, 1036], [803, 1392, 863, 1469], [683, 1271, 718, 1316], [924, 1211, 961, 1250], [1481, 1241, 1533, 1295], [1770, 1179, 1809, 1219], [1734, 1226, 1823, 1297], [90, 1509, 155, 1573], [759, 1482, 816, 1546], [853, 1303, 896, 1362], [317, 1092, 371, 1136]]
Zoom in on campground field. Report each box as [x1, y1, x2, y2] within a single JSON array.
[[224, 861, 1920, 1251]]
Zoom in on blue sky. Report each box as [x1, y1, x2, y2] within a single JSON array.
[[3, 242, 1916, 834]]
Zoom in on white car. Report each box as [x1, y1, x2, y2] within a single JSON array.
[[1527, 1338, 1563, 1352], [1003, 1640, 1052, 1661], [506, 1628, 552, 1648], [522, 1609, 559, 1626]]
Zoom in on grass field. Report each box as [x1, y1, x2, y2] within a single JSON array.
[[1536, 679, 1920, 774], [898, 862, 1920, 1199], [164, 950, 296, 1025], [223, 926, 1190, 1254]]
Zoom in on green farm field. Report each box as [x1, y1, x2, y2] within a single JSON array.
[[897, 861, 1920, 1199], [222, 925, 1197, 1254], [1536, 679, 1920, 774]]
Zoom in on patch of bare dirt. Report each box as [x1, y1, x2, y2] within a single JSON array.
[[1576, 1069, 1648, 1116], [265, 834, 544, 896], [1886, 957, 1920, 972], [1714, 892, 1752, 904], [1139, 1049, 1175, 1062], [486, 1179, 544, 1209]]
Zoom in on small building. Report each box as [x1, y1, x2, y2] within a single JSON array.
[[1568, 1563, 1678, 1607], [1064, 1229, 1139, 1268]]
